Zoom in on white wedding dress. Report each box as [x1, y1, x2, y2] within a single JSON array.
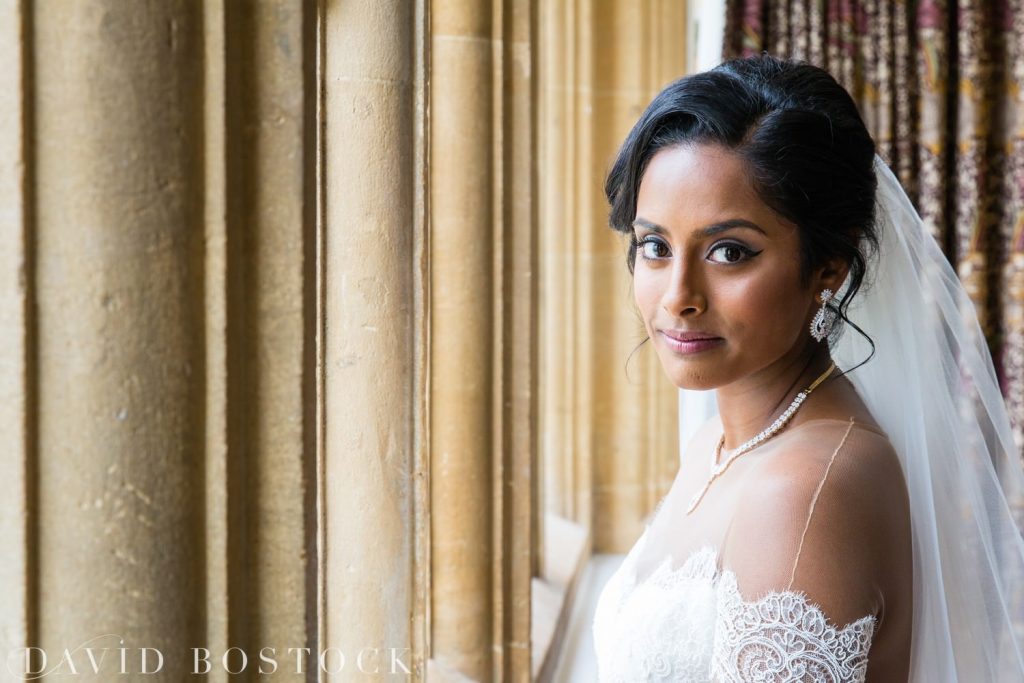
[[591, 417, 887, 682]]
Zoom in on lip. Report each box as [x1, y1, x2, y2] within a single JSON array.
[[659, 329, 723, 355], [661, 329, 720, 342]]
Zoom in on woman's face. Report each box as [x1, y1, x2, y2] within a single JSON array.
[[632, 143, 821, 390]]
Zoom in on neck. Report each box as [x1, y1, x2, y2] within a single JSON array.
[[714, 339, 835, 451]]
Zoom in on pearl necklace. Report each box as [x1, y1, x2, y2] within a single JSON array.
[[685, 361, 837, 515]]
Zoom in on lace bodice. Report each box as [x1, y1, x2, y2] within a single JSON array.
[[592, 529, 878, 682]]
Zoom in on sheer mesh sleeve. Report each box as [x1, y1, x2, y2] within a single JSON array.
[[708, 417, 906, 682]]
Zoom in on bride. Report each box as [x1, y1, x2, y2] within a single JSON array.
[[591, 54, 1024, 681]]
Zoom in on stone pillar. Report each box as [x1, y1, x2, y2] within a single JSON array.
[[539, 0, 589, 537], [428, 2, 539, 680], [493, 2, 539, 680], [429, 1, 496, 680], [0, 0, 556, 680], [0, 2, 319, 680], [30, 5, 206, 678], [321, 0, 423, 680], [202, 2, 319, 676]]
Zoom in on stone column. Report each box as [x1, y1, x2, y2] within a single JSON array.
[[30, 5, 206, 679], [0, 2, 319, 680], [321, 0, 423, 680], [203, 2, 319, 677], [538, 0, 600, 541], [429, 1, 496, 680], [428, 2, 541, 680], [493, 2, 539, 680]]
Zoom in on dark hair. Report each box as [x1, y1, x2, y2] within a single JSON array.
[[606, 53, 879, 360]]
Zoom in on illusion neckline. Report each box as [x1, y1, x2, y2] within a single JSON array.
[[716, 416, 887, 440], [792, 417, 886, 435], [621, 535, 879, 635]]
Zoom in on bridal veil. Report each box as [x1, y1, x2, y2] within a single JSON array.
[[827, 154, 1024, 679]]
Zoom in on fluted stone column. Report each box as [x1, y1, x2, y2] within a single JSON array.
[[31, 5, 206, 678], [539, 0, 601, 539], [0, 2, 318, 681], [496, 3, 540, 678], [429, 1, 496, 680], [202, 2, 319, 676], [321, 1, 423, 681], [539, 0, 593, 531], [1, 1, 556, 681], [428, 2, 541, 681]]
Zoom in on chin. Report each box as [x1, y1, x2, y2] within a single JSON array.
[[663, 367, 721, 392], [651, 345, 726, 390]]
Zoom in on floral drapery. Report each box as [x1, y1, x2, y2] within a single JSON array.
[[723, 0, 1024, 456]]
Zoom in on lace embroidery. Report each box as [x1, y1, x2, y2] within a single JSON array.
[[593, 543, 721, 682], [712, 570, 877, 682], [630, 544, 720, 593], [593, 540, 878, 683]]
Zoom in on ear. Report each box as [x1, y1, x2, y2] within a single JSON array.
[[813, 257, 850, 302]]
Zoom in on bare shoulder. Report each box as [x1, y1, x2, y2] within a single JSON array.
[[721, 420, 911, 627], [756, 420, 908, 512]]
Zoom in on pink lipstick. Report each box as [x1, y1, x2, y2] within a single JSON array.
[[660, 330, 723, 355]]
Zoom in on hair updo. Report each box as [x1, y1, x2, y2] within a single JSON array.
[[605, 53, 879, 352]]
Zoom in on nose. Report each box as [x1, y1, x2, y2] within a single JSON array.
[[661, 255, 706, 317]]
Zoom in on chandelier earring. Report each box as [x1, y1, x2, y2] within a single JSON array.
[[809, 288, 837, 342]]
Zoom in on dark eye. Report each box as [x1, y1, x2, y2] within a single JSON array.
[[708, 242, 757, 264], [636, 237, 670, 260]]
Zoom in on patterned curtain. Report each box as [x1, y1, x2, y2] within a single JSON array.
[[723, 0, 1024, 456]]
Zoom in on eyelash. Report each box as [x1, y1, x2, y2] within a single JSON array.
[[634, 236, 761, 264]]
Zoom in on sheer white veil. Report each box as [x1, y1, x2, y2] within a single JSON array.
[[827, 154, 1024, 679]]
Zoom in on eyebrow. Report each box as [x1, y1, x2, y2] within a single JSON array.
[[632, 216, 767, 238]]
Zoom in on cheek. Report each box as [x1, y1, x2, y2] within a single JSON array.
[[633, 268, 661, 329], [718, 265, 806, 342]]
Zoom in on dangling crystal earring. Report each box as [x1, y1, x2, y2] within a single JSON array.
[[810, 288, 836, 342]]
